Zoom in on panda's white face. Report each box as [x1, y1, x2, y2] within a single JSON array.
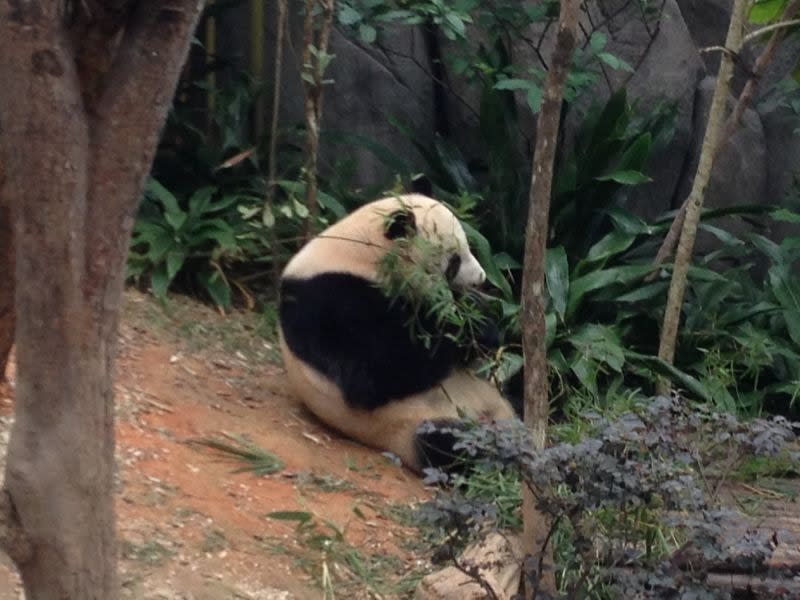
[[416, 203, 486, 291]]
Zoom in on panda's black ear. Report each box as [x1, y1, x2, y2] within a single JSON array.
[[410, 174, 433, 197], [385, 209, 417, 240]]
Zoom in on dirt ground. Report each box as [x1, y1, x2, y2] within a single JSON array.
[[0, 290, 435, 599]]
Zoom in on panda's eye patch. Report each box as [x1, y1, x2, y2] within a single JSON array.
[[445, 254, 461, 282]]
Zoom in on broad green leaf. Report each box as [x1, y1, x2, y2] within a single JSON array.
[[749, 0, 785, 24], [293, 197, 310, 219], [595, 169, 652, 185], [150, 265, 171, 300], [145, 177, 182, 216], [316, 190, 346, 218], [686, 265, 729, 283], [589, 31, 607, 52], [607, 208, 652, 235], [617, 133, 652, 172], [134, 226, 174, 262], [494, 352, 523, 383], [359, 23, 377, 43], [492, 252, 521, 271], [597, 52, 634, 72], [769, 263, 800, 345], [188, 186, 217, 218], [698, 223, 744, 247], [567, 265, 652, 317], [461, 221, 512, 299], [526, 86, 543, 113], [163, 206, 188, 231], [716, 301, 778, 327], [615, 280, 668, 303], [199, 268, 232, 309], [584, 230, 637, 265], [545, 246, 569, 320], [626, 351, 713, 402], [749, 233, 784, 264], [771, 207, 800, 223], [568, 323, 625, 372], [545, 311, 557, 350], [494, 78, 534, 91], [338, 5, 362, 25], [569, 352, 598, 396], [166, 249, 186, 281]]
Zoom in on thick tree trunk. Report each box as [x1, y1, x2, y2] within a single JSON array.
[[0, 2, 203, 597]]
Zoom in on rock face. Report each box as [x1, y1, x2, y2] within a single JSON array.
[[586, 0, 706, 220], [261, 16, 436, 187], [233, 0, 800, 220]]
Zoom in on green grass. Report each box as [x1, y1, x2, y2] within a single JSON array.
[[188, 433, 284, 476]]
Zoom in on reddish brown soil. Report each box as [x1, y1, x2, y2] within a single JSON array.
[[0, 290, 433, 599]]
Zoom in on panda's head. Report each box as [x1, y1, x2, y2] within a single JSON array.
[[381, 196, 486, 291]]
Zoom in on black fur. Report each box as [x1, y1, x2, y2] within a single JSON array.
[[410, 174, 434, 196], [280, 273, 462, 411], [384, 209, 417, 240], [414, 419, 470, 472]]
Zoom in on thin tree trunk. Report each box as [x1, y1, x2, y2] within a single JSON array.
[[267, 0, 288, 281], [520, 0, 580, 595], [649, 0, 799, 276], [0, 2, 203, 597], [656, 0, 749, 391], [0, 189, 12, 379], [302, 0, 335, 241]]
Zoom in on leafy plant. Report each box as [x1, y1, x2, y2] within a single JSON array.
[[552, 87, 677, 258], [375, 230, 495, 360], [128, 178, 241, 308], [265, 509, 424, 597], [189, 432, 284, 475], [417, 395, 798, 598]]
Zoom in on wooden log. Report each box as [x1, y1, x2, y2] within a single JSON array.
[[415, 532, 523, 600]]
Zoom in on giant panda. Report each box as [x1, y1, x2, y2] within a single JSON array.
[[278, 193, 517, 473]]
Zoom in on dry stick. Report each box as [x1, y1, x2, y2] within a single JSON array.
[[655, 0, 750, 392], [266, 0, 287, 281], [520, 0, 580, 595], [648, 1, 800, 278]]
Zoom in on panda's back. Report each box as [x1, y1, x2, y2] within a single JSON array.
[[279, 269, 460, 411]]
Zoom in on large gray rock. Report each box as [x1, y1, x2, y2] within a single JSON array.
[[262, 16, 436, 188], [761, 105, 800, 245], [676, 76, 768, 254], [676, 0, 732, 75], [560, 0, 705, 220], [678, 0, 800, 100]]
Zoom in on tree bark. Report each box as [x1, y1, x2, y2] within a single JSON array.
[[0, 2, 203, 597], [656, 0, 749, 391], [302, 0, 335, 241], [520, 0, 580, 596], [0, 183, 12, 379]]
